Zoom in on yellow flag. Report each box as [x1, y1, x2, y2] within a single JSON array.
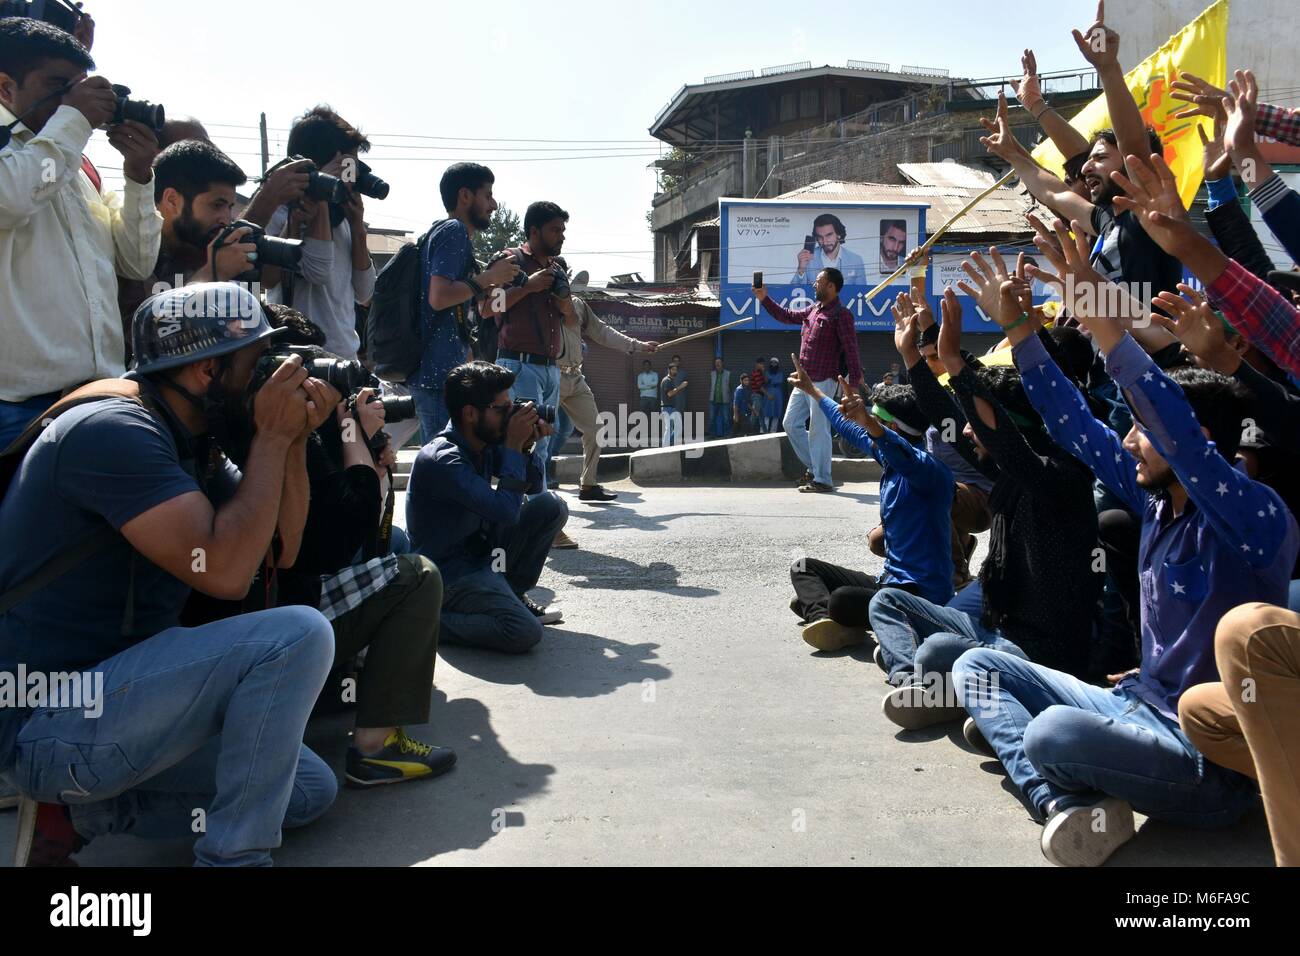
[[1031, 0, 1229, 209]]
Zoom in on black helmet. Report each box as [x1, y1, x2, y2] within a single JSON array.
[[131, 283, 287, 375]]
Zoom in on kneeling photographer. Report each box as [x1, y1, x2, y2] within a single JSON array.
[[255, 339, 456, 787], [0, 283, 338, 866]]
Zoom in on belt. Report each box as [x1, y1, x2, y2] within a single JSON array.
[[559, 364, 582, 376], [498, 349, 555, 367]]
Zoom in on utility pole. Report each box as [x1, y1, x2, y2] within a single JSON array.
[[259, 112, 270, 177]]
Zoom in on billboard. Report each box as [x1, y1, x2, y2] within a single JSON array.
[[719, 198, 927, 331]]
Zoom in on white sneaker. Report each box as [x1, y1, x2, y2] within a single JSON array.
[[872, 644, 887, 672], [962, 716, 997, 758], [1041, 797, 1135, 867], [881, 683, 965, 730]]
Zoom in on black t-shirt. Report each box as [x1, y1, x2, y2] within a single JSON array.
[[1089, 202, 1183, 307]]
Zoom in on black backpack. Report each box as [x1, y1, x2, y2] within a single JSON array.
[[366, 226, 434, 382]]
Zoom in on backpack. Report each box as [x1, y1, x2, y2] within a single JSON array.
[[366, 226, 434, 382], [0, 381, 158, 621]]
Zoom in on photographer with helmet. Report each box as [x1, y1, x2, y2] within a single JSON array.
[[0, 17, 163, 446], [0, 283, 341, 867]]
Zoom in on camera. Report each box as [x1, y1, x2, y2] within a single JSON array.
[[510, 399, 556, 425], [249, 344, 376, 398], [109, 85, 164, 133], [550, 266, 571, 299], [352, 160, 389, 200], [212, 220, 302, 280], [1, 0, 83, 33], [291, 155, 348, 204], [347, 391, 416, 424]]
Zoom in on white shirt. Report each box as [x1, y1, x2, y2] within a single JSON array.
[[637, 371, 659, 397], [0, 104, 162, 402], [266, 205, 376, 361]]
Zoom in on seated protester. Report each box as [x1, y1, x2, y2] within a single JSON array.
[[1179, 602, 1300, 866], [406, 361, 568, 653], [732, 373, 753, 436], [273, 380, 454, 788], [954, 228, 1298, 867], [872, 285, 1102, 730], [117, 140, 259, 339], [0, 284, 339, 866], [787, 361, 954, 653]]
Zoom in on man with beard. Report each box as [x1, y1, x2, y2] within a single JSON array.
[[406, 361, 569, 652], [482, 201, 572, 490], [117, 140, 259, 352], [408, 163, 520, 441], [792, 213, 865, 287], [0, 283, 340, 866]]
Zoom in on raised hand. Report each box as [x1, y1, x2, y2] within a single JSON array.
[[1152, 284, 1241, 374], [1171, 71, 1231, 120], [956, 247, 1033, 335], [1222, 69, 1261, 163], [979, 91, 1029, 162], [1026, 215, 1126, 351], [891, 292, 923, 365], [1073, 0, 1119, 70], [1016, 49, 1044, 110], [937, 289, 966, 377], [787, 351, 817, 396], [1109, 152, 1194, 253]]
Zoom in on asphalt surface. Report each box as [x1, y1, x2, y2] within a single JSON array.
[[2, 480, 1274, 866]]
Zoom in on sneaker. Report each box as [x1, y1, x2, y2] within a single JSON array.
[[1041, 797, 1135, 867], [962, 716, 997, 758], [798, 481, 834, 494], [796, 469, 813, 485], [552, 530, 579, 550], [523, 595, 563, 625], [12, 798, 84, 867], [345, 729, 458, 788], [801, 618, 869, 652], [579, 485, 618, 502], [880, 683, 966, 730], [873, 644, 887, 672]]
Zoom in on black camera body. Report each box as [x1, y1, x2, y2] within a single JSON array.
[[510, 399, 556, 425], [1, 0, 83, 33], [109, 84, 164, 133], [347, 390, 416, 424], [550, 266, 571, 300], [302, 164, 348, 204], [213, 219, 302, 282]]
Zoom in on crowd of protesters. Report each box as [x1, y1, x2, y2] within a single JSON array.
[[1, 3, 1299, 872]]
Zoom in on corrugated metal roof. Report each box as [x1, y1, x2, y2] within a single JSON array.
[[896, 162, 1001, 189], [776, 179, 1038, 237]]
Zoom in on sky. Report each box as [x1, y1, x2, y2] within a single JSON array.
[[80, 0, 1102, 283]]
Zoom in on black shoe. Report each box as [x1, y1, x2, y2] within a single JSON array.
[[523, 595, 563, 625], [579, 484, 618, 502], [345, 730, 457, 788], [796, 469, 813, 485]]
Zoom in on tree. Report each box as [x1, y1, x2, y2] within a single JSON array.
[[471, 204, 525, 262]]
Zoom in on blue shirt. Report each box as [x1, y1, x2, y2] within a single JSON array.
[[1014, 332, 1299, 717], [819, 396, 955, 604], [0, 399, 200, 769], [732, 384, 750, 415], [411, 219, 474, 392], [405, 422, 546, 583]]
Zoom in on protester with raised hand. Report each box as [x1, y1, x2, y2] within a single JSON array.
[[785, 354, 954, 654], [1108, 150, 1300, 378], [1173, 69, 1300, 148], [1013, 48, 1091, 199], [951, 215, 1297, 866]]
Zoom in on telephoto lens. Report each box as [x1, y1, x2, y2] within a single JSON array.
[[253, 231, 303, 271], [109, 84, 165, 132], [306, 356, 373, 393], [377, 394, 416, 422], [354, 160, 390, 200], [511, 399, 556, 424], [305, 168, 348, 204]]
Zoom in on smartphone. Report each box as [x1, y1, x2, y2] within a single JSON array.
[[803, 235, 816, 253], [753, 271, 763, 287]]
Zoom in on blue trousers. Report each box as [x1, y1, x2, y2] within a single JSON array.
[[497, 358, 561, 490]]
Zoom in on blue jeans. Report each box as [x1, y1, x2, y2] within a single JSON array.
[[946, 579, 984, 618], [411, 384, 451, 445], [497, 358, 561, 490], [440, 491, 568, 653], [709, 402, 730, 438], [6, 606, 336, 865], [661, 407, 682, 446], [782, 378, 835, 484], [0, 391, 60, 448], [953, 647, 1258, 825], [869, 586, 1026, 687]]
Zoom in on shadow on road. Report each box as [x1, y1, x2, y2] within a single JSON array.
[[546, 549, 720, 598]]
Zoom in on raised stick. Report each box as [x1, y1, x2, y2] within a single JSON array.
[[862, 169, 1017, 304], [658, 315, 754, 349]]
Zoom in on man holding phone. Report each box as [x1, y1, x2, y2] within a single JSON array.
[[755, 268, 862, 492], [792, 214, 866, 287]]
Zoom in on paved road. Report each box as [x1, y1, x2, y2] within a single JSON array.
[[3, 480, 1273, 866]]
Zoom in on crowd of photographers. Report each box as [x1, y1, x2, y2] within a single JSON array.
[[776, 6, 1300, 867], [0, 11, 666, 866], [3, 2, 1300, 871]]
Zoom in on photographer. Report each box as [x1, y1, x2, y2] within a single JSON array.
[[0, 283, 338, 866], [274, 369, 455, 787], [0, 17, 162, 446], [482, 200, 572, 487], [406, 361, 569, 653], [117, 140, 258, 349], [263, 106, 376, 363]]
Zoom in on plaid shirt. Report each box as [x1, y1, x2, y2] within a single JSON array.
[[318, 554, 400, 621], [1257, 103, 1300, 147], [1206, 258, 1300, 379], [761, 295, 862, 386]]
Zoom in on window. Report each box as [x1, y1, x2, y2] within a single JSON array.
[[799, 88, 820, 118]]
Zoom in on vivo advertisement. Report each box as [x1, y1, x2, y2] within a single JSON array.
[[719, 198, 926, 332]]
